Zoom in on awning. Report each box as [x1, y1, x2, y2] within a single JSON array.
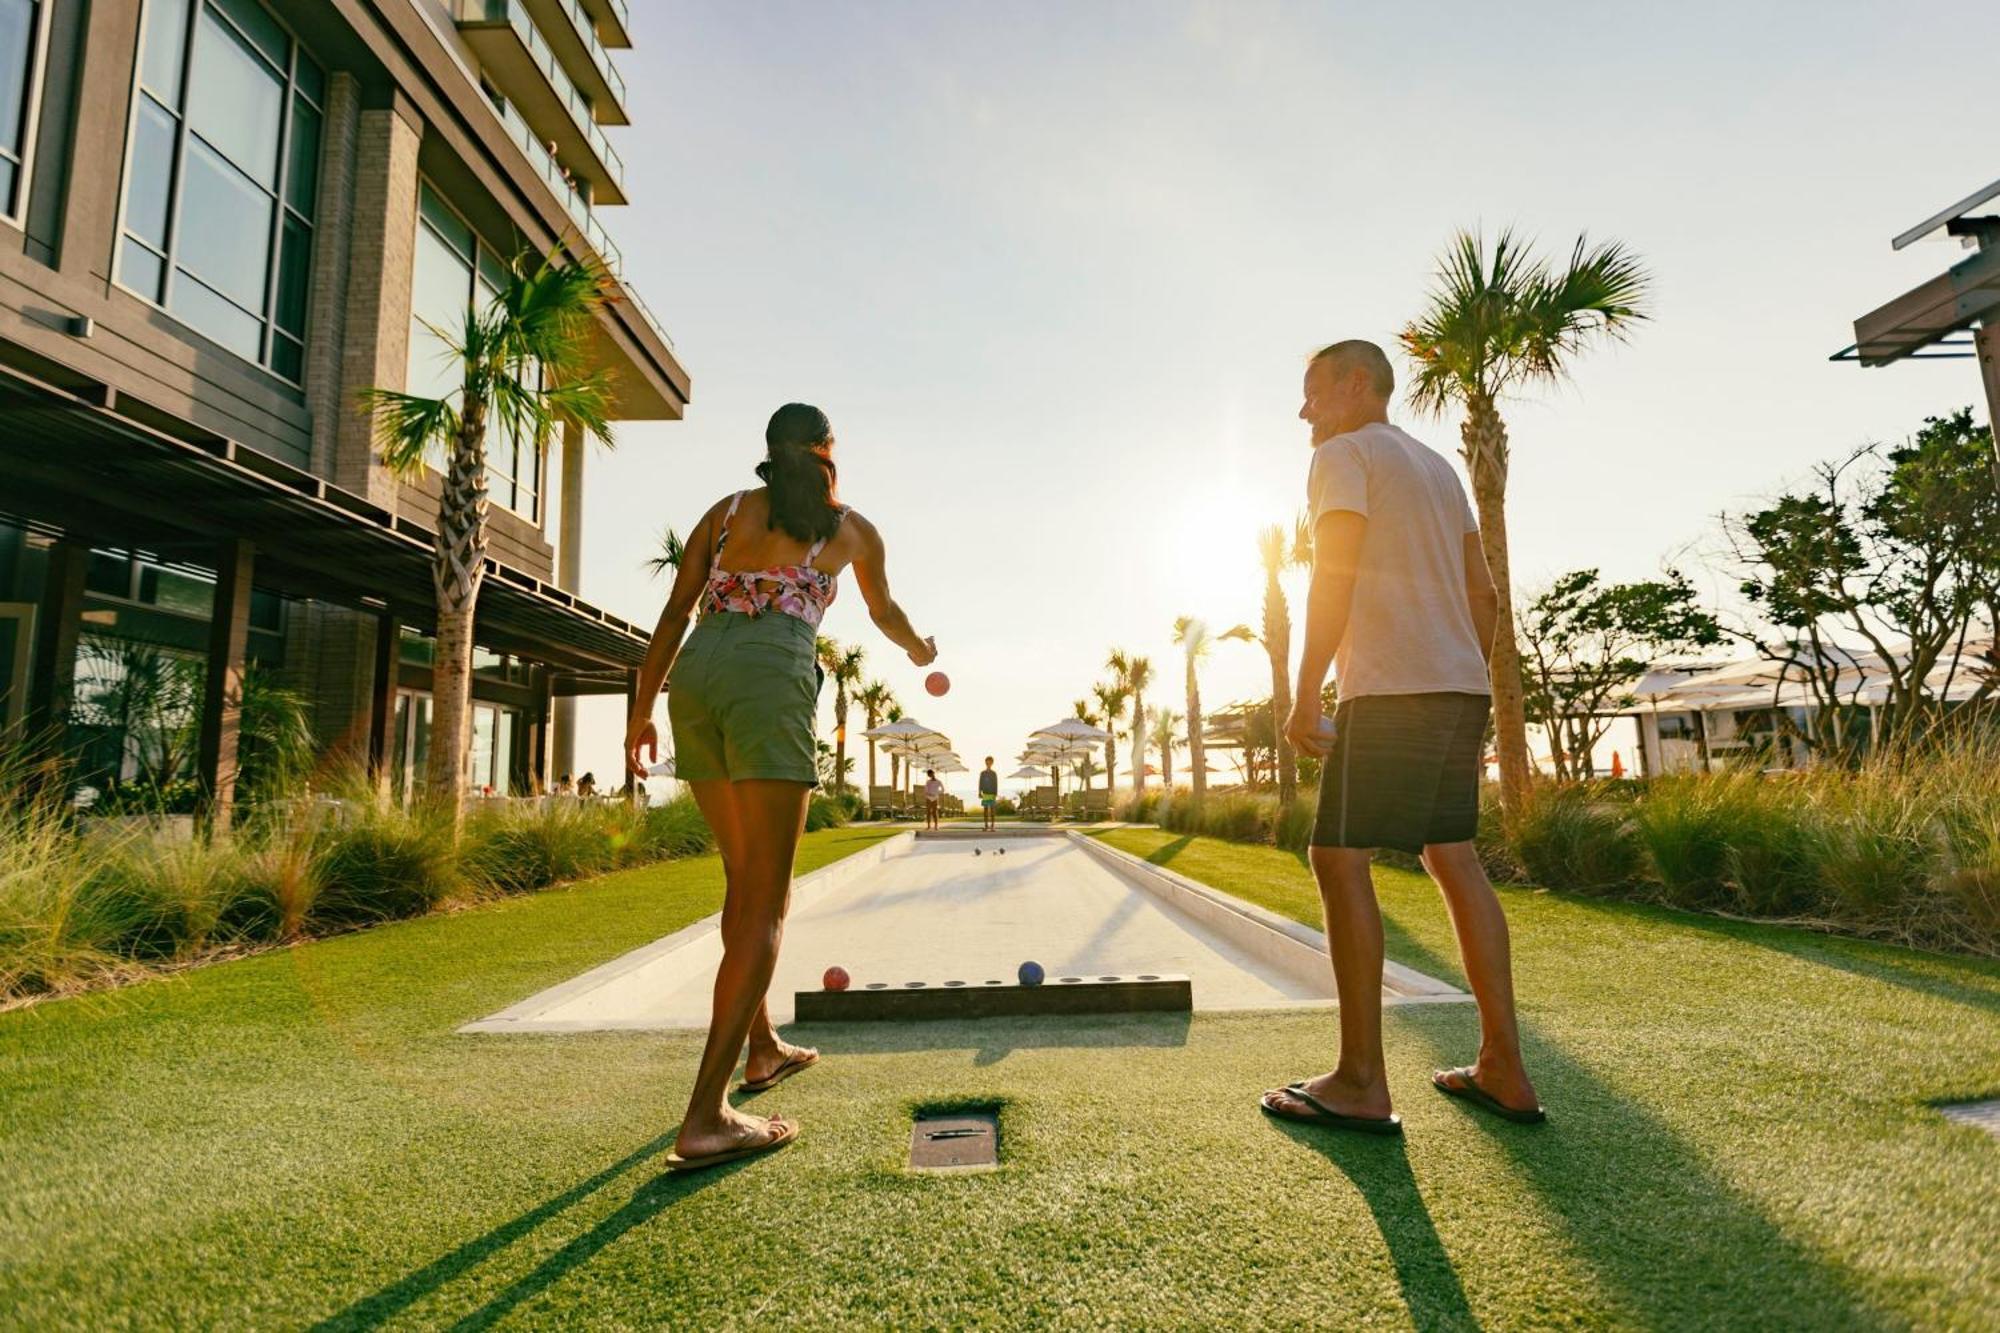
[[0, 350, 651, 678]]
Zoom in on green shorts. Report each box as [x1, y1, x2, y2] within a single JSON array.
[[980, 796, 996, 809], [668, 611, 821, 784]]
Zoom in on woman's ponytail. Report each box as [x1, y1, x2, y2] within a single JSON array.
[[756, 402, 843, 544]]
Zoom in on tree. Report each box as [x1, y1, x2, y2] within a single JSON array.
[[883, 701, 905, 791], [1171, 616, 1253, 800], [366, 245, 615, 826], [1149, 706, 1182, 788], [1726, 410, 2000, 756], [1256, 514, 1314, 805], [1092, 679, 1130, 795], [816, 638, 866, 793], [1402, 228, 1651, 811], [644, 527, 686, 580], [855, 680, 894, 793], [1519, 568, 1721, 781], [1116, 651, 1154, 793]]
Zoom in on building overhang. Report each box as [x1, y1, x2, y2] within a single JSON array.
[[1848, 242, 2000, 367], [457, 4, 627, 203], [0, 345, 651, 679], [521, 0, 629, 125]]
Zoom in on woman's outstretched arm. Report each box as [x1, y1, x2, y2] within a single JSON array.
[[846, 512, 937, 666], [625, 501, 723, 777]]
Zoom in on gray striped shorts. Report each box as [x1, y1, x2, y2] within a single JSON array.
[[1310, 692, 1490, 853]]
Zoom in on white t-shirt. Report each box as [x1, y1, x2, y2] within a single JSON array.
[[1306, 422, 1491, 701], [924, 778, 943, 800]]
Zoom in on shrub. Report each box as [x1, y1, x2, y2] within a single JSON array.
[[1503, 783, 1640, 895], [640, 796, 715, 859], [805, 793, 849, 832], [1629, 774, 1758, 911], [462, 801, 614, 896], [93, 837, 254, 959], [309, 804, 461, 928]]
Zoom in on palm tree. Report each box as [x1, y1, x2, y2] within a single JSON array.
[[1092, 679, 1129, 795], [366, 246, 615, 825], [855, 680, 894, 793], [1402, 228, 1650, 811], [1150, 706, 1182, 788], [1171, 616, 1253, 801], [1120, 652, 1153, 793], [1257, 514, 1315, 805], [883, 701, 905, 791], [643, 527, 686, 580], [816, 639, 867, 793]]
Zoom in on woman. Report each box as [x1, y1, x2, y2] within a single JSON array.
[[625, 403, 937, 1171]]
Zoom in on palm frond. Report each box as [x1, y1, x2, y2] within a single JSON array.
[[362, 388, 460, 477], [644, 527, 686, 579]]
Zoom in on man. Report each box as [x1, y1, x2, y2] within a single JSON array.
[[1261, 339, 1543, 1134], [922, 768, 944, 830], [978, 757, 1000, 831]]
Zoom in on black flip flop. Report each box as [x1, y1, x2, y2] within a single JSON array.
[[1432, 1067, 1547, 1124], [736, 1049, 819, 1095], [1260, 1082, 1403, 1135]]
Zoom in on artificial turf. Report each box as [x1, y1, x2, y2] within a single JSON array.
[[2, 824, 1995, 1328]]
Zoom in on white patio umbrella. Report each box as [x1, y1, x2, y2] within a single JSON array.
[[646, 756, 676, 778], [1033, 717, 1111, 745]]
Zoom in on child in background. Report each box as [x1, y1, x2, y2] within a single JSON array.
[[923, 769, 943, 830]]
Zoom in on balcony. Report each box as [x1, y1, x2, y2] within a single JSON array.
[[457, 0, 626, 203], [575, 0, 630, 49], [522, 0, 627, 125], [483, 91, 676, 353]]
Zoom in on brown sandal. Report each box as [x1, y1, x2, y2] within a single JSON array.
[[665, 1116, 798, 1172]]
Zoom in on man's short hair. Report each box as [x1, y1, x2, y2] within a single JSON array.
[[1311, 339, 1395, 399]]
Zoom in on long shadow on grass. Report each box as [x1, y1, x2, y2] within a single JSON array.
[[792, 1011, 1191, 1066], [1265, 1123, 1478, 1332], [1366, 923, 1881, 1326], [312, 1130, 703, 1330], [441, 1163, 745, 1331], [1552, 892, 2000, 1019]]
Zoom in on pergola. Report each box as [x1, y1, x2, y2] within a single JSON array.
[[1839, 176, 2000, 479], [0, 352, 653, 823]]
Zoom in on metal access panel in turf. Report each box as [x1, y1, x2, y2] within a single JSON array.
[[795, 973, 1193, 1022], [909, 1111, 1000, 1172]]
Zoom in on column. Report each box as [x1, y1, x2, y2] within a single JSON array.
[[332, 89, 423, 507], [25, 538, 89, 739], [195, 539, 255, 831], [366, 612, 400, 795], [1976, 319, 2000, 488], [550, 421, 587, 777], [531, 667, 555, 793]]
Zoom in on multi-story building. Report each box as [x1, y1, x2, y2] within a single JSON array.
[[0, 0, 686, 816]]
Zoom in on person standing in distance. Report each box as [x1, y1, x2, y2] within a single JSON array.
[[922, 768, 944, 830], [625, 403, 938, 1170], [978, 756, 1000, 831], [1262, 340, 1544, 1133]]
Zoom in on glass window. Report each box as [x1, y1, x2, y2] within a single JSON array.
[[187, 9, 283, 187], [140, 0, 189, 98], [408, 181, 543, 523], [1, 0, 43, 221], [175, 137, 273, 309], [118, 0, 321, 381]]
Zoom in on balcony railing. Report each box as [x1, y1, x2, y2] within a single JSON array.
[[489, 90, 622, 275], [549, 0, 625, 113], [486, 92, 674, 350], [461, 0, 624, 192]]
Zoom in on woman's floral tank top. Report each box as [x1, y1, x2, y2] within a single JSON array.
[[700, 490, 846, 629]]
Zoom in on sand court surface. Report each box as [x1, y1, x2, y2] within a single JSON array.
[[464, 828, 1464, 1034]]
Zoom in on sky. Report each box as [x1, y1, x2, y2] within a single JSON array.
[[569, 1, 2000, 797]]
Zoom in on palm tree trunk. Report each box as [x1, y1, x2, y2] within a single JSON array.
[[867, 738, 878, 792], [1130, 694, 1146, 792], [1462, 396, 1530, 812], [1105, 726, 1118, 798], [1187, 655, 1205, 801], [426, 413, 490, 829], [833, 684, 850, 794], [1264, 574, 1296, 806]]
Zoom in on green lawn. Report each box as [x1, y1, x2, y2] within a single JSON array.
[[3, 825, 1996, 1328]]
